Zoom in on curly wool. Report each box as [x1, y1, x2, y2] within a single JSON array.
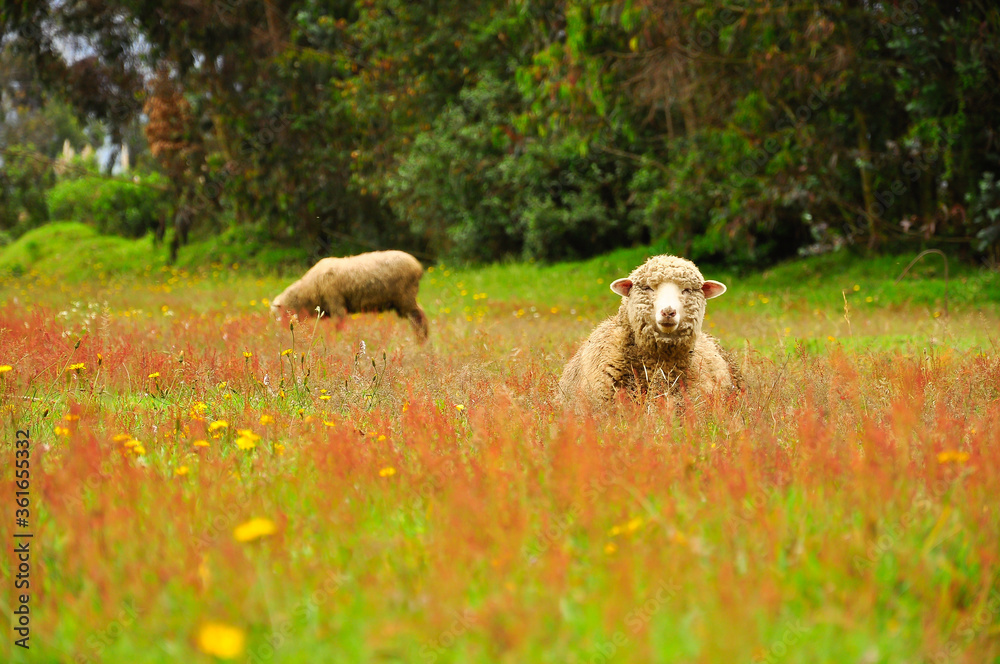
[[559, 254, 738, 408], [270, 250, 429, 342]]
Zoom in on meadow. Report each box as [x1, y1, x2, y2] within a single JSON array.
[[1, 225, 1000, 663]]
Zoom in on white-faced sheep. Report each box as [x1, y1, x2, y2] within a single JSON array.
[[559, 254, 739, 408], [270, 250, 429, 342]]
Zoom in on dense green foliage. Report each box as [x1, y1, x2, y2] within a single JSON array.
[[46, 171, 170, 238], [2, 1, 1000, 266]]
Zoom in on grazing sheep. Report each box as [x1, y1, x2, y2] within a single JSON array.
[[559, 254, 739, 408], [270, 250, 429, 342]]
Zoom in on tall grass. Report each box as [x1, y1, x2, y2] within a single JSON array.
[[0, 247, 999, 663]]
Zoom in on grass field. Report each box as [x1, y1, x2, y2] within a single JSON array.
[[2, 225, 1000, 663]]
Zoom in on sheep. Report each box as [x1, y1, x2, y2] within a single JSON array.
[[559, 254, 739, 409], [269, 250, 429, 342]]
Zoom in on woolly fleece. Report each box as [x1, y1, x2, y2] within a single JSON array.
[[270, 250, 429, 342], [559, 254, 738, 408]]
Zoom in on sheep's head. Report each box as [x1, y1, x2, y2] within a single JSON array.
[[269, 292, 287, 319], [610, 255, 727, 349]]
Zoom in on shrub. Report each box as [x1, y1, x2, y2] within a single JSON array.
[[0, 143, 53, 237], [46, 171, 171, 238]]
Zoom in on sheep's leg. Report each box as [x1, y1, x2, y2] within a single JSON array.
[[405, 305, 429, 343], [318, 297, 348, 332]]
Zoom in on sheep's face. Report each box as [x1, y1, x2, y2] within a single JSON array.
[[269, 292, 287, 319], [610, 256, 727, 347]]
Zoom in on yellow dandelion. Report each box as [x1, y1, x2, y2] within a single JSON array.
[[455, 404, 465, 411], [319, 395, 331, 401], [54, 426, 70, 437], [604, 542, 617, 555], [175, 466, 190, 476], [67, 363, 85, 372], [235, 429, 260, 450], [260, 414, 275, 425], [132, 445, 146, 456], [323, 420, 336, 427], [148, 372, 160, 379], [193, 439, 210, 448], [64, 413, 80, 422], [853, 284, 860, 291], [402, 401, 410, 412], [281, 348, 292, 356], [379, 466, 397, 477], [625, 517, 643, 532], [274, 443, 285, 455], [377, 434, 386, 441], [243, 351, 252, 359], [937, 450, 970, 464], [0, 365, 13, 373], [196, 622, 246, 659], [233, 517, 277, 543], [112, 433, 132, 443], [827, 336, 836, 342], [208, 420, 229, 433]]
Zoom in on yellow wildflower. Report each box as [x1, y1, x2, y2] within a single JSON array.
[[193, 440, 210, 448], [208, 420, 228, 433], [148, 372, 160, 379], [0, 365, 12, 374], [196, 622, 246, 659], [235, 429, 260, 450], [259, 414, 275, 425], [379, 467, 396, 477], [175, 466, 190, 476], [54, 426, 70, 437], [274, 443, 285, 455], [64, 413, 79, 422], [132, 445, 146, 456], [112, 433, 132, 443], [281, 348, 293, 356], [937, 450, 970, 464], [604, 542, 617, 555], [243, 351, 252, 359], [67, 363, 85, 372], [233, 517, 277, 543], [455, 404, 465, 411]]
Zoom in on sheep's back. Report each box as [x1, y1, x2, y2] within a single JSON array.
[[317, 251, 424, 312]]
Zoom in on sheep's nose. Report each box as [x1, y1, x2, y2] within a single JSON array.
[[660, 307, 676, 320]]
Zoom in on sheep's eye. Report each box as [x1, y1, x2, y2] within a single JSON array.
[[639, 284, 652, 291], [682, 288, 692, 294]]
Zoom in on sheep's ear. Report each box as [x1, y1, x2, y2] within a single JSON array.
[[702, 280, 727, 299], [610, 278, 633, 297]]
